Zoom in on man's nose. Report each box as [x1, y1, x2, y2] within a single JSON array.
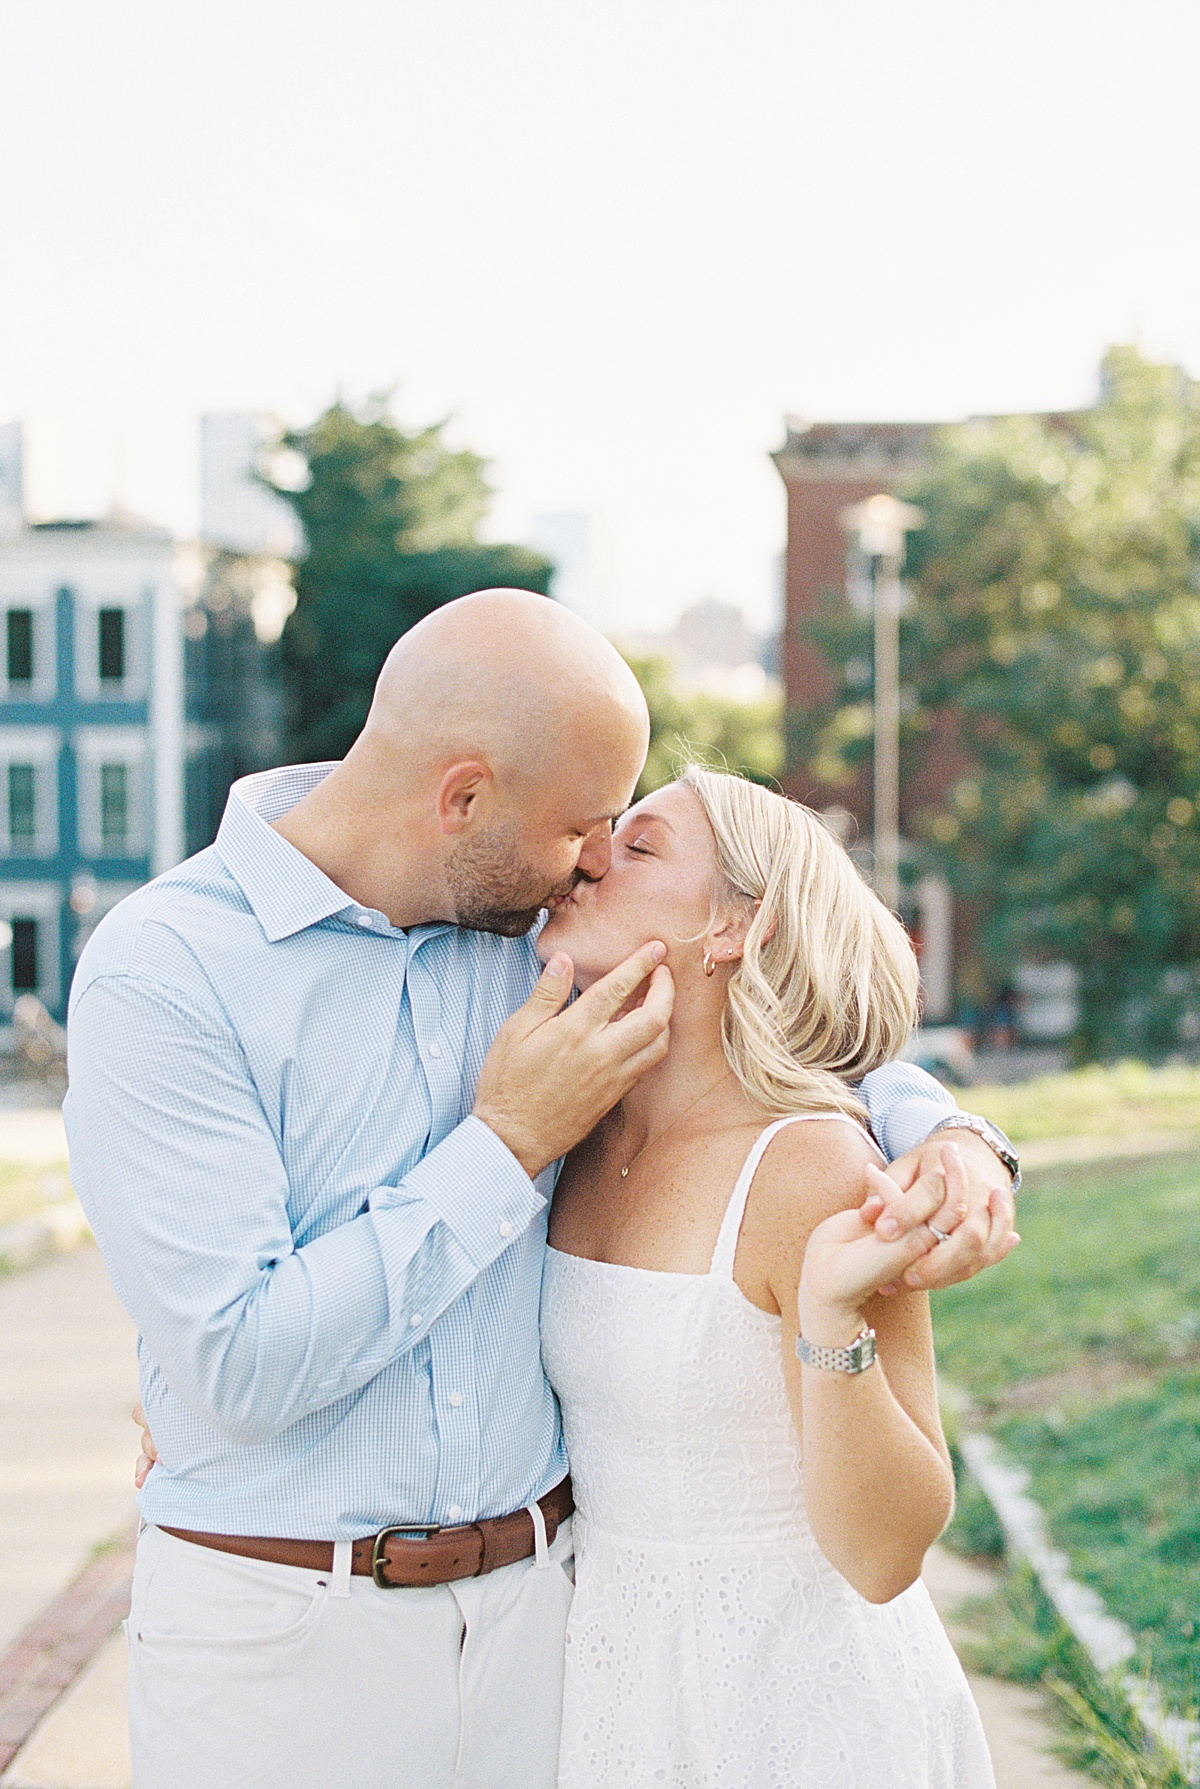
[[575, 822, 613, 881]]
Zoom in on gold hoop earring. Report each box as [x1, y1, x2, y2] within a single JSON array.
[[703, 951, 716, 977]]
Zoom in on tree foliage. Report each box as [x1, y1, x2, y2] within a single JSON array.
[[627, 654, 783, 797], [798, 348, 1200, 1056], [267, 398, 552, 761]]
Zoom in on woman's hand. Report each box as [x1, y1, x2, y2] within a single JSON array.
[[797, 1158, 952, 1344], [132, 1401, 159, 1489], [867, 1133, 1018, 1291]]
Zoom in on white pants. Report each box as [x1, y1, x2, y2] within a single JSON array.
[[127, 1520, 575, 1789]]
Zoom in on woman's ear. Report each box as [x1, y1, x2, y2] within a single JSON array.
[[707, 901, 759, 966]]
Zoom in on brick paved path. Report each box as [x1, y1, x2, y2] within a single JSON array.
[[0, 1533, 135, 1773]]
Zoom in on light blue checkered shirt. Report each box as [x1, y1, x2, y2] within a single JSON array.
[[64, 763, 960, 1541]]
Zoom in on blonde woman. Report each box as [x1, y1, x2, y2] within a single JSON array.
[[538, 768, 998, 1788]]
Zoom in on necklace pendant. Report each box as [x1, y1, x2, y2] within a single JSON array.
[[620, 1166, 629, 1178]]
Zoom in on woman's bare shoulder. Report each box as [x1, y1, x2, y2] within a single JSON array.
[[747, 1114, 880, 1237], [732, 1114, 880, 1310], [757, 1113, 879, 1187]]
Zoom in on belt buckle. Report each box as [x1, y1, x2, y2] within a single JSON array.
[[371, 1525, 441, 1589]]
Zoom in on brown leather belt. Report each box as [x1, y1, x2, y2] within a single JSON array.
[[160, 1476, 573, 1589]]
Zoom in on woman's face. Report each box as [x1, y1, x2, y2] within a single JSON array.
[[536, 780, 722, 988]]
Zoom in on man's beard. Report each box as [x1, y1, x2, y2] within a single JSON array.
[[446, 820, 579, 937]]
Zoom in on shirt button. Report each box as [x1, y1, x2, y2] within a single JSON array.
[[498, 1222, 513, 1238], [448, 1392, 463, 1407], [409, 1313, 423, 1327], [447, 1506, 463, 1523], [427, 1040, 441, 1058], [355, 913, 373, 928]]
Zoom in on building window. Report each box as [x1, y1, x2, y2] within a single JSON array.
[[6, 610, 34, 685], [10, 917, 38, 993], [99, 762, 129, 849], [98, 608, 126, 684], [7, 763, 36, 848]]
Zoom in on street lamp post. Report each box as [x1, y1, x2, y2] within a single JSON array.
[[840, 493, 924, 914]]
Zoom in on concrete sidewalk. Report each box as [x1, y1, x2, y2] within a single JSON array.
[[923, 1547, 1093, 1789], [0, 1248, 138, 1653], [0, 1246, 137, 1788]]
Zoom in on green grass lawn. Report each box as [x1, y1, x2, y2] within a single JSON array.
[[1000, 1377, 1200, 1713], [952, 1563, 1192, 1789], [969, 1060, 1200, 1144], [934, 1150, 1200, 1400], [934, 1149, 1200, 1721]]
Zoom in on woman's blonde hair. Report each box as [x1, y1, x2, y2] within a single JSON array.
[[681, 766, 920, 1123]]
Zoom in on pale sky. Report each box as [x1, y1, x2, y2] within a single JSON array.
[[2, 0, 1198, 632]]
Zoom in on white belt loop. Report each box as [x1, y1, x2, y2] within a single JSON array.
[[330, 1539, 353, 1598], [525, 1499, 550, 1568]]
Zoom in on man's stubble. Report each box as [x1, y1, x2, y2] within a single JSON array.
[[446, 818, 580, 937]]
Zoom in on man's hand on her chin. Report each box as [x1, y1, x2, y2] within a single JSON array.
[[472, 942, 674, 1179]]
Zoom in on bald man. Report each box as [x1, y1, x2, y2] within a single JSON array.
[[65, 591, 1017, 1789]]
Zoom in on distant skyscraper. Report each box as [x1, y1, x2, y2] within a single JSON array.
[[200, 414, 302, 559], [530, 511, 597, 626]]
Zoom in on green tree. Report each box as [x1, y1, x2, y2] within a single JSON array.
[[267, 397, 552, 760], [626, 654, 783, 797], [798, 347, 1200, 1056]]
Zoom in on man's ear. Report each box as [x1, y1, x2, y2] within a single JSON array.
[[436, 761, 494, 836]]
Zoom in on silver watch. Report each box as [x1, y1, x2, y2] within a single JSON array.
[[927, 1113, 1021, 1192], [795, 1327, 877, 1374]]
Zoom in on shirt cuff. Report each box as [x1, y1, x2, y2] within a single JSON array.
[[375, 1114, 548, 1269], [876, 1095, 963, 1162]]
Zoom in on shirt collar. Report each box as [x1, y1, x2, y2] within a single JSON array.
[[214, 763, 453, 947]]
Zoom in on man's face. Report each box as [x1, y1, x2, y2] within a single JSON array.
[[445, 814, 581, 936], [445, 757, 641, 937]]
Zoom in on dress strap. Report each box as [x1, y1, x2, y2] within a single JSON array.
[[708, 1112, 885, 1282]]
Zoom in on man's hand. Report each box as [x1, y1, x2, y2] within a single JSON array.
[[859, 1134, 1019, 1292], [472, 944, 675, 1179], [132, 1401, 158, 1489]]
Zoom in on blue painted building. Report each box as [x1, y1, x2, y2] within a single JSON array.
[[0, 514, 186, 1021], [0, 413, 299, 1022]]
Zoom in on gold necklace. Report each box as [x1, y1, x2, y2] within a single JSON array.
[[618, 1077, 727, 1179]]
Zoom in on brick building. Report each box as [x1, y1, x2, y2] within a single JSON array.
[[771, 417, 967, 1015], [772, 417, 942, 817], [772, 410, 1084, 1027]]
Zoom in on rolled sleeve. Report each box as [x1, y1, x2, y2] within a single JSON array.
[[375, 1114, 545, 1270], [66, 973, 543, 1444], [857, 1061, 961, 1162]]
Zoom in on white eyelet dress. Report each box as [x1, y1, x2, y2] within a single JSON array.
[[540, 1114, 996, 1788]]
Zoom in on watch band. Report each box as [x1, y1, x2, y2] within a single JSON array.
[[795, 1327, 877, 1374], [927, 1113, 1021, 1192]]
